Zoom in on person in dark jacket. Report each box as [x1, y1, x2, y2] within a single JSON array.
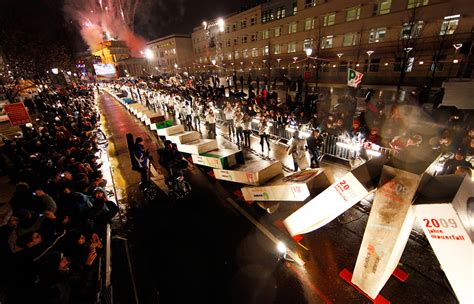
[[306, 129, 324, 168], [132, 137, 149, 184]]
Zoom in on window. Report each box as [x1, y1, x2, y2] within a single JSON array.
[[226, 26, 230, 33], [305, 0, 316, 7], [321, 36, 333, 49], [430, 55, 446, 71], [241, 20, 247, 29], [232, 24, 237, 31], [251, 48, 258, 57], [343, 33, 358, 46], [251, 34, 257, 42], [289, 22, 297, 34], [368, 28, 387, 43], [346, 6, 360, 21], [264, 45, 270, 56], [262, 30, 269, 39], [373, 0, 392, 16], [243, 49, 249, 58], [292, 2, 298, 15], [440, 14, 460, 35], [394, 57, 414, 72], [251, 17, 257, 26], [276, 6, 286, 19], [227, 52, 232, 60], [304, 39, 313, 50], [407, 0, 428, 9], [400, 21, 423, 39], [275, 26, 282, 37], [242, 35, 248, 44], [304, 18, 314, 30], [274, 44, 281, 55], [288, 42, 297, 53], [262, 10, 274, 23], [365, 58, 380, 72], [323, 13, 336, 27], [233, 38, 238, 45], [226, 40, 231, 47], [234, 51, 240, 59]]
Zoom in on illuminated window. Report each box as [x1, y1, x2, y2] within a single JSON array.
[[305, 0, 316, 7], [275, 26, 282, 37], [251, 48, 258, 57], [440, 14, 460, 35], [288, 42, 297, 53], [343, 33, 358, 46], [274, 44, 281, 55], [407, 0, 428, 9], [292, 2, 298, 15], [251, 17, 257, 26], [276, 7, 286, 19], [243, 49, 249, 58], [400, 21, 423, 39], [321, 36, 333, 49], [323, 13, 336, 27], [262, 30, 270, 39], [242, 35, 248, 43], [264, 45, 270, 56], [241, 20, 247, 28], [368, 28, 387, 43], [289, 22, 297, 34], [234, 51, 240, 59], [304, 18, 315, 30], [303, 39, 313, 50], [346, 6, 360, 21], [373, 0, 392, 16]]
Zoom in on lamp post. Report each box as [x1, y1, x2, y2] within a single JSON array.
[[304, 48, 312, 108], [174, 63, 178, 75], [366, 50, 374, 73], [336, 53, 343, 80]]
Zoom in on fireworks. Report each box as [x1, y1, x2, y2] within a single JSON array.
[[64, 0, 145, 56]]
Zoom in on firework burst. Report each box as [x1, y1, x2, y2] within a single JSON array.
[[64, 0, 145, 56]]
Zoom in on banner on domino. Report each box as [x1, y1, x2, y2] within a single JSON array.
[[352, 166, 421, 299], [283, 172, 369, 236], [415, 204, 472, 304]]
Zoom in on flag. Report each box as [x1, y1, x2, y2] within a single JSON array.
[[347, 68, 364, 87]]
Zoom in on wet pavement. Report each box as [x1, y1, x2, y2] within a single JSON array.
[[98, 92, 458, 304]]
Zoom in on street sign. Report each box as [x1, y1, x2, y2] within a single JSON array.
[[4, 103, 31, 126]]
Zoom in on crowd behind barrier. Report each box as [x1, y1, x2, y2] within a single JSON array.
[[0, 86, 115, 303], [108, 76, 474, 171]]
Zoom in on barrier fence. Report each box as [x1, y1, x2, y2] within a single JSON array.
[[122, 86, 399, 163]]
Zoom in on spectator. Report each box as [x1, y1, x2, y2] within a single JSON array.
[[441, 149, 472, 175]]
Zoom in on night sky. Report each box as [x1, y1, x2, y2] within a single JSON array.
[[134, 0, 248, 39]]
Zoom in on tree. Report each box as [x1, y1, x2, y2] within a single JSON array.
[[395, 3, 424, 89]]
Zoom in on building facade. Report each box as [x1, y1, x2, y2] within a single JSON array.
[[146, 34, 194, 74], [191, 0, 473, 87]]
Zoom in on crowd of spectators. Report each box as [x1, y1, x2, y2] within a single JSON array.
[[0, 86, 118, 303], [114, 75, 473, 174]]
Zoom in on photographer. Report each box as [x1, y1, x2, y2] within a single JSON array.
[[132, 137, 150, 185]]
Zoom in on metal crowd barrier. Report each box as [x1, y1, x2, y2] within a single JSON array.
[[126, 86, 399, 163]]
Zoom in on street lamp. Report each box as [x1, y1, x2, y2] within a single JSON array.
[[366, 50, 374, 72], [304, 48, 313, 107], [51, 68, 59, 75], [144, 48, 154, 60]]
